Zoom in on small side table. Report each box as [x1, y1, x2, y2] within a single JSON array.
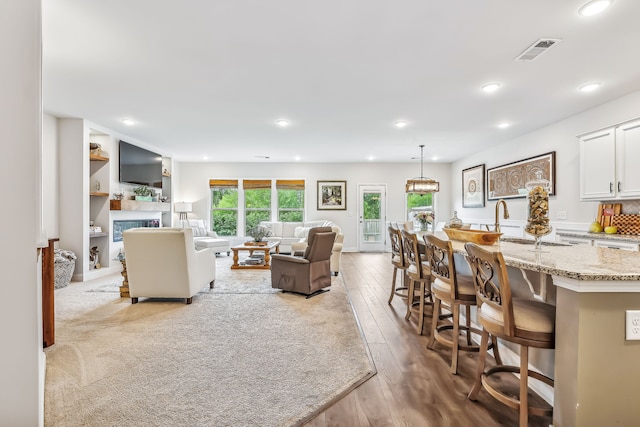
[[119, 259, 129, 298]]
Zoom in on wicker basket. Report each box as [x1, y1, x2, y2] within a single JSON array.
[[54, 249, 76, 289]]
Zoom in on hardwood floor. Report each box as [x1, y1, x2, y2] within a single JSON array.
[[305, 252, 552, 427]]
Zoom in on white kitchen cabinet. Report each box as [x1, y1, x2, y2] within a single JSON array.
[[557, 233, 639, 251], [593, 239, 639, 251], [580, 118, 640, 200], [579, 127, 615, 200], [557, 235, 593, 246], [615, 119, 640, 198]]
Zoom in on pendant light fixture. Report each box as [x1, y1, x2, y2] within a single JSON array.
[[405, 144, 440, 194]]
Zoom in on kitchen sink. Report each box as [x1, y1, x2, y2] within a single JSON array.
[[499, 237, 570, 247]]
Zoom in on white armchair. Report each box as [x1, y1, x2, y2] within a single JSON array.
[[123, 228, 216, 304], [175, 219, 231, 255]]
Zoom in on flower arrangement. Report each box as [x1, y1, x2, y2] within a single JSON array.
[[415, 211, 434, 230], [248, 225, 272, 242]]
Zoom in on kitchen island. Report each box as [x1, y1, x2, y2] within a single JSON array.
[[436, 233, 640, 427]]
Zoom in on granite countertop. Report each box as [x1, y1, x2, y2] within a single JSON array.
[[432, 232, 640, 282], [556, 230, 640, 243]]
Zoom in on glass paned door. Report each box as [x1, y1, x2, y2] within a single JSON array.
[[358, 185, 386, 252]]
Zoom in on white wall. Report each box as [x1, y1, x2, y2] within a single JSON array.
[[174, 161, 452, 251], [0, 0, 44, 425], [451, 89, 640, 229]]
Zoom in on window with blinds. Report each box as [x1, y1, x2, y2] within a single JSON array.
[[243, 180, 272, 234], [210, 180, 238, 236], [209, 179, 306, 236], [276, 180, 305, 222]]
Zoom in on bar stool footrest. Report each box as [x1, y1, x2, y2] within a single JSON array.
[[431, 324, 487, 352], [393, 287, 409, 298], [481, 365, 554, 417]]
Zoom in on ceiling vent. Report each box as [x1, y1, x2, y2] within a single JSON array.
[[515, 38, 561, 61]]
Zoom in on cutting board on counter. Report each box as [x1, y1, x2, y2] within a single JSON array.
[[597, 203, 621, 227], [611, 214, 640, 235]]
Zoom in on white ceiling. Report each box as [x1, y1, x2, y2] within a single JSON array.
[[42, 0, 640, 163]]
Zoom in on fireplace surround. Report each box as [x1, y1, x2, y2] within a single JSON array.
[[113, 219, 160, 242]]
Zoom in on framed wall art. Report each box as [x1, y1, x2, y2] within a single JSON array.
[[487, 151, 556, 200], [317, 180, 347, 210], [462, 164, 485, 208]]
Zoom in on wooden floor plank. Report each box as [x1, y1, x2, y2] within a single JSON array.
[[305, 252, 552, 427], [351, 373, 396, 427], [347, 287, 387, 345]]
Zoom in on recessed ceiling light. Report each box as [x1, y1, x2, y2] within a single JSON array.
[[579, 0, 612, 16], [276, 119, 289, 127], [394, 120, 408, 128], [294, 156, 301, 161], [497, 121, 511, 129], [367, 155, 375, 161], [202, 156, 209, 160], [121, 118, 135, 126], [481, 83, 501, 93], [579, 82, 602, 92], [431, 156, 439, 161]]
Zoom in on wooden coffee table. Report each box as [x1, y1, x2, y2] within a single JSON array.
[[231, 241, 280, 270]]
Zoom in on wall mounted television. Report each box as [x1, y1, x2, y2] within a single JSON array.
[[119, 140, 163, 188]]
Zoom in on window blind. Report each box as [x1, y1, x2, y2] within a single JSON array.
[[209, 179, 238, 188], [243, 179, 271, 190], [276, 179, 305, 190]]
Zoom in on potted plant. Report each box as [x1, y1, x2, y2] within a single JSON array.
[[248, 225, 272, 245], [133, 185, 154, 201]]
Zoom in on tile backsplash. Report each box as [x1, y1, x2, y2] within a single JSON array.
[[621, 200, 640, 215]]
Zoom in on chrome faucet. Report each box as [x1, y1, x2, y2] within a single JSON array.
[[494, 199, 510, 233]]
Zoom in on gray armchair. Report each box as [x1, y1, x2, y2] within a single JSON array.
[[270, 227, 336, 298]]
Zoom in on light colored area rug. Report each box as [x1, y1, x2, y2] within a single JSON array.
[[45, 256, 375, 426]]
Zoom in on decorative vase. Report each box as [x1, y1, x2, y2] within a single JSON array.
[[524, 170, 552, 252], [445, 211, 463, 229]]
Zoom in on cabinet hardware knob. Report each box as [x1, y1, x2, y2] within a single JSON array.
[[618, 181, 621, 192]]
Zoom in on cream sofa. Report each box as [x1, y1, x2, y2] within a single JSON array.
[[122, 228, 216, 304], [176, 219, 231, 255], [260, 220, 343, 275]]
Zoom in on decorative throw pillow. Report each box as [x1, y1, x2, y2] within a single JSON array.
[[282, 222, 302, 237], [191, 226, 208, 237], [294, 226, 311, 238]]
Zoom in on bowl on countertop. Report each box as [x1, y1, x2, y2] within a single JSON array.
[[443, 227, 502, 245]]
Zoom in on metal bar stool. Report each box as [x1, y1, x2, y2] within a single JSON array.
[[423, 234, 498, 374], [387, 225, 410, 304], [401, 230, 432, 334], [465, 242, 555, 427]]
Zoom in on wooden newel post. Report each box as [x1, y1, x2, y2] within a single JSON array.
[[119, 259, 129, 298], [42, 238, 59, 348]]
